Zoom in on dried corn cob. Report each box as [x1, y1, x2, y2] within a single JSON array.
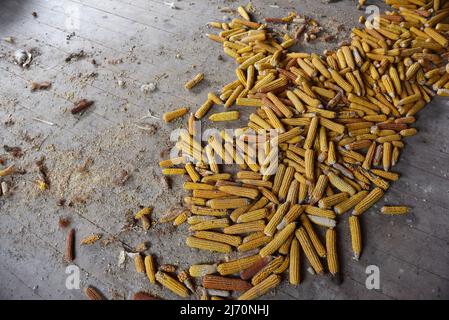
[[156, 271, 190, 297], [289, 238, 300, 285], [353, 187, 384, 215], [163, 107, 189, 123], [185, 73, 204, 89], [381, 206, 409, 215], [349, 215, 362, 261], [238, 274, 281, 300], [203, 275, 252, 292], [144, 255, 156, 284], [295, 227, 324, 274], [326, 228, 339, 276]]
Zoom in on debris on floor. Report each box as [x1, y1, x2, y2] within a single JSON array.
[[3, 145, 23, 158], [14, 49, 32, 68], [140, 82, 157, 94], [84, 286, 106, 300], [113, 169, 130, 186], [70, 99, 94, 115], [65, 50, 86, 62], [30, 81, 52, 91], [3, 36, 14, 43]]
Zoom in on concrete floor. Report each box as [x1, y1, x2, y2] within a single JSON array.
[[0, 0, 448, 300]]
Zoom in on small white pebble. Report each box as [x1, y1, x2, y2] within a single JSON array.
[[140, 82, 157, 93]]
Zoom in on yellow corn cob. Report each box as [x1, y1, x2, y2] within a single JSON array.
[[381, 206, 410, 215], [310, 174, 329, 205], [304, 116, 319, 149], [328, 172, 356, 195], [362, 142, 377, 170], [311, 55, 331, 79], [383, 142, 392, 171], [286, 179, 299, 204], [159, 157, 187, 168], [173, 210, 189, 226], [185, 163, 201, 182], [238, 274, 281, 300], [289, 238, 300, 285], [223, 220, 266, 235], [195, 99, 214, 119], [406, 62, 421, 80], [191, 205, 228, 216], [237, 208, 268, 223], [330, 68, 353, 92], [305, 149, 315, 181], [305, 206, 336, 220], [218, 185, 259, 199], [274, 255, 290, 274], [251, 256, 284, 285], [242, 231, 265, 243], [327, 141, 337, 165], [185, 73, 204, 89], [295, 227, 324, 274], [353, 187, 384, 215], [194, 231, 242, 247], [278, 233, 294, 255], [318, 193, 349, 209], [188, 218, 230, 232], [300, 214, 326, 258], [264, 201, 291, 237], [259, 222, 296, 257], [209, 111, 240, 122], [278, 166, 295, 201], [189, 264, 217, 277], [370, 169, 399, 181], [207, 198, 251, 209], [155, 271, 190, 297], [202, 174, 232, 183], [334, 191, 369, 215], [238, 235, 272, 252], [320, 117, 345, 134], [326, 228, 339, 276], [184, 182, 214, 190], [163, 107, 189, 123], [293, 88, 322, 108], [134, 254, 145, 273], [217, 254, 260, 276], [281, 205, 305, 226], [144, 255, 156, 284], [162, 168, 186, 175], [247, 65, 255, 89], [349, 215, 362, 261], [208, 92, 222, 105], [186, 236, 232, 253], [193, 189, 227, 199], [286, 90, 306, 113], [239, 52, 265, 70], [424, 27, 448, 48], [259, 187, 280, 205]]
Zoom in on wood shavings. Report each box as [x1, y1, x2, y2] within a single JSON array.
[[32, 117, 55, 126], [30, 81, 51, 91]]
